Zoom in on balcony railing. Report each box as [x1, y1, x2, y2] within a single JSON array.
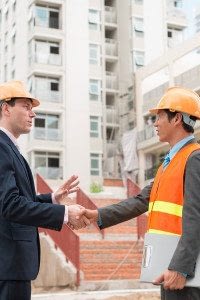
[[105, 38, 118, 56], [167, 8, 187, 28], [33, 53, 62, 65], [175, 64, 200, 90], [105, 6, 117, 24], [36, 166, 63, 180], [34, 128, 62, 141], [106, 105, 119, 123], [137, 125, 157, 143], [142, 82, 169, 113], [106, 72, 118, 90], [33, 89, 61, 103]]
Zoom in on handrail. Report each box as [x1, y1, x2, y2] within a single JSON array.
[[36, 173, 80, 285], [127, 178, 147, 240], [76, 189, 105, 238]]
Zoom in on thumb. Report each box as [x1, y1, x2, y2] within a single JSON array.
[[153, 273, 164, 285], [75, 207, 86, 219]]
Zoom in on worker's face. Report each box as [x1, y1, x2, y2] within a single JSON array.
[[4, 98, 36, 138], [154, 110, 175, 143]]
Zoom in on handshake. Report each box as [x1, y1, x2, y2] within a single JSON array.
[[67, 205, 98, 230], [54, 175, 99, 230]]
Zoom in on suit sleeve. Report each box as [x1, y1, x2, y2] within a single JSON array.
[[0, 143, 65, 231], [168, 151, 200, 277], [98, 182, 152, 229]]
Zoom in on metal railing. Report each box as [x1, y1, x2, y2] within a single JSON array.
[[127, 178, 147, 240], [34, 128, 62, 141], [36, 174, 81, 285], [105, 6, 117, 24], [137, 125, 157, 143], [105, 38, 118, 56], [76, 189, 104, 238]]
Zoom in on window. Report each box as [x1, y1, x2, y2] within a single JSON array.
[[51, 81, 58, 91], [34, 40, 61, 65], [90, 116, 100, 137], [134, 17, 144, 32], [133, 50, 145, 67], [50, 45, 59, 54], [90, 153, 100, 175], [88, 9, 101, 31], [89, 44, 100, 65], [174, 0, 182, 8], [34, 151, 61, 179], [167, 27, 183, 47], [35, 5, 59, 29], [34, 113, 60, 140], [33, 76, 60, 102], [89, 79, 101, 101], [134, 0, 143, 4]]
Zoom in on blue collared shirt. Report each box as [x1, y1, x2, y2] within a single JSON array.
[[166, 135, 194, 165]]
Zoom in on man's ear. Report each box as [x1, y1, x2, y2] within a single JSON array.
[[174, 112, 182, 124], [1, 103, 11, 116]]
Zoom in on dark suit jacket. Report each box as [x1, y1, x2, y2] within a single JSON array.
[[0, 130, 65, 280], [99, 139, 200, 278]]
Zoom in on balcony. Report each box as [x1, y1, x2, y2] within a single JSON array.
[[175, 64, 200, 90], [167, 8, 187, 29], [106, 106, 119, 124], [33, 89, 62, 103], [105, 38, 118, 58], [106, 140, 117, 157], [142, 82, 169, 113], [137, 125, 156, 143], [36, 166, 63, 180], [34, 128, 62, 141], [106, 72, 118, 92], [105, 6, 117, 25], [32, 53, 62, 66]]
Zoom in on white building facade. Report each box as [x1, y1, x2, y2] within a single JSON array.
[[0, 0, 198, 191]]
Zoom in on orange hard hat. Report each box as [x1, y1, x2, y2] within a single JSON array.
[[149, 86, 200, 119], [0, 80, 40, 107]]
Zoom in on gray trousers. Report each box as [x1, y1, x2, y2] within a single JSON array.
[[161, 286, 200, 300]]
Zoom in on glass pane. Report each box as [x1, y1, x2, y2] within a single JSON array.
[[47, 115, 59, 129], [35, 156, 46, 167], [48, 157, 59, 167], [35, 118, 45, 128], [35, 6, 48, 27], [91, 159, 99, 168], [49, 10, 59, 29]]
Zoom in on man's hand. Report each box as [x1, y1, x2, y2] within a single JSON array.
[[67, 205, 90, 230], [84, 209, 98, 223], [54, 175, 79, 204], [68, 208, 98, 230], [153, 270, 186, 290]]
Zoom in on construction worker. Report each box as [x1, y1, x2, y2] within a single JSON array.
[[80, 87, 200, 300]]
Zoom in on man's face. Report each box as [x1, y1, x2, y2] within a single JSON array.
[[154, 110, 175, 143], [6, 98, 36, 138]]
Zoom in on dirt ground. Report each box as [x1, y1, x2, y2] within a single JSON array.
[[106, 293, 160, 300]]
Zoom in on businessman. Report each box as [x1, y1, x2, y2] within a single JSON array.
[[0, 80, 89, 300]]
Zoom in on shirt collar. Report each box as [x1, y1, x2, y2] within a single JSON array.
[[0, 127, 20, 151], [168, 135, 194, 161]]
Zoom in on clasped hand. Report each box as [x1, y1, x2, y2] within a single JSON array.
[[67, 208, 98, 230]]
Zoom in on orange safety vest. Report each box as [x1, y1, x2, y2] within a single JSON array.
[[148, 143, 200, 236]]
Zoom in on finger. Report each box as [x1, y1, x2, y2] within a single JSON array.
[[82, 215, 90, 226], [153, 274, 164, 285], [62, 176, 79, 188], [68, 187, 80, 194]]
